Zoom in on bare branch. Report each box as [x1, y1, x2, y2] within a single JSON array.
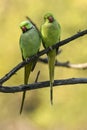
[[0, 29, 87, 84], [0, 78, 87, 93], [35, 70, 40, 82], [39, 58, 87, 69], [62, 62, 87, 69]]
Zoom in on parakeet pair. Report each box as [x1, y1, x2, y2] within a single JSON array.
[[19, 13, 61, 114]]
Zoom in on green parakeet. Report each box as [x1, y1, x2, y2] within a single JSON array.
[[41, 13, 61, 104], [19, 20, 41, 114]]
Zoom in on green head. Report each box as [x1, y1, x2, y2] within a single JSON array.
[[20, 21, 32, 33], [44, 13, 54, 23]]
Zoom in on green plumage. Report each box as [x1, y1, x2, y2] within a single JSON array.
[[19, 20, 41, 114], [41, 13, 61, 104]]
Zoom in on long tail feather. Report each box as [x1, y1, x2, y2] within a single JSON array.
[[20, 63, 32, 114], [48, 50, 56, 105], [50, 82, 53, 105], [20, 91, 26, 114]]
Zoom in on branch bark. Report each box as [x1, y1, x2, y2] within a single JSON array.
[[39, 58, 87, 69], [0, 78, 87, 93], [0, 29, 87, 84]]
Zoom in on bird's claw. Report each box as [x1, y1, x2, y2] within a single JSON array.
[[49, 46, 53, 51], [25, 58, 29, 62]]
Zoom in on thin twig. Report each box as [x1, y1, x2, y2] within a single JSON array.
[[38, 58, 87, 69], [35, 70, 40, 82]]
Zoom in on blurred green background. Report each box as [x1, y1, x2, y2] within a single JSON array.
[[0, 0, 87, 130]]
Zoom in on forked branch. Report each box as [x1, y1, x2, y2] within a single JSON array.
[[0, 29, 87, 86]]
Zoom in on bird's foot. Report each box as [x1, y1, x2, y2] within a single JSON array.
[[49, 46, 53, 51], [25, 58, 29, 62]]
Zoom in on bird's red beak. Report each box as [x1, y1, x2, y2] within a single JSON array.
[[21, 26, 27, 32], [48, 16, 54, 23]]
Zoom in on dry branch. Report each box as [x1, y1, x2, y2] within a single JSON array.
[[0, 78, 87, 93], [39, 58, 87, 69], [0, 29, 87, 86]]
